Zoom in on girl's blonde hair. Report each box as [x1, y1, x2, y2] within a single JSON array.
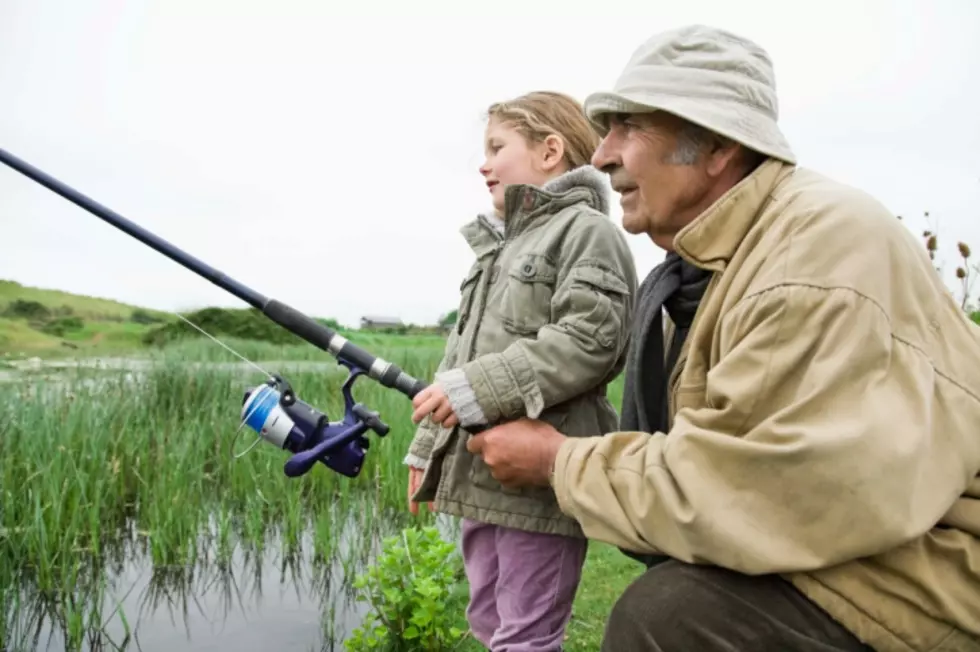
[[487, 91, 601, 170]]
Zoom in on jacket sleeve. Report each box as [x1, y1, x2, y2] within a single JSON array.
[[457, 221, 636, 425], [404, 325, 462, 467], [552, 283, 978, 575]]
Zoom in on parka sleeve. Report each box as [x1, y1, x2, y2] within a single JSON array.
[[404, 325, 462, 467], [457, 219, 637, 425], [551, 283, 979, 575]]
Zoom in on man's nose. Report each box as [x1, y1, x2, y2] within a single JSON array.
[[591, 135, 619, 173]]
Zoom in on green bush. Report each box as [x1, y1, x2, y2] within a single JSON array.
[[130, 308, 164, 325], [40, 316, 84, 337], [346, 526, 470, 651], [141, 307, 348, 346], [2, 299, 50, 321]]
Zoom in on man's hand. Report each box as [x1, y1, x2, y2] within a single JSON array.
[[466, 417, 566, 488], [411, 384, 459, 428]]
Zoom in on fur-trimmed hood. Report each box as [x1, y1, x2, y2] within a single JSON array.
[[479, 164, 613, 234], [536, 164, 613, 217]]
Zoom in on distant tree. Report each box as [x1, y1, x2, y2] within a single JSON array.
[[439, 310, 458, 327]]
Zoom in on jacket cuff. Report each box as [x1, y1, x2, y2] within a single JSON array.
[[552, 437, 579, 515], [403, 453, 429, 469], [461, 345, 544, 424], [435, 368, 488, 427], [407, 426, 435, 461]]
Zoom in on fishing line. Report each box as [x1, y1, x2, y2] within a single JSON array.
[[0, 147, 455, 481], [172, 312, 275, 380], [169, 311, 273, 460]]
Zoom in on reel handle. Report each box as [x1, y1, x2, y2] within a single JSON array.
[[283, 421, 370, 477], [352, 404, 390, 436]]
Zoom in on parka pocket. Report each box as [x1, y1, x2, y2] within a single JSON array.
[[455, 265, 483, 335], [564, 265, 631, 349], [495, 253, 557, 335]]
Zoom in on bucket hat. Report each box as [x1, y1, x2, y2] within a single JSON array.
[[584, 24, 796, 164]]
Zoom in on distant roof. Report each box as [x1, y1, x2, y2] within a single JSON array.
[[361, 315, 403, 323]]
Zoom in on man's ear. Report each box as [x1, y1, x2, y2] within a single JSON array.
[[539, 134, 566, 173], [705, 139, 742, 178]]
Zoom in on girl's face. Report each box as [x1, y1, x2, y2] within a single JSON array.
[[479, 118, 556, 215]]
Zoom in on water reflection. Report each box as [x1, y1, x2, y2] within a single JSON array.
[[6, 513, 460, 652]]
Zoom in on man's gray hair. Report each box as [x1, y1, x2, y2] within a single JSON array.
[[665, 121, 733, 165], [664, 119, 766, 171]]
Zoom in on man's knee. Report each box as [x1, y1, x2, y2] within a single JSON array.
[[601, 561, 702, 651], [600, 560, 871, 652]]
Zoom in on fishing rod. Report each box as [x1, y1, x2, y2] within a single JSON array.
[[0, 147, 439, 479]]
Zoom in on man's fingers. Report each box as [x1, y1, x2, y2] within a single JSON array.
[[466, 432, 485, 454], [444, 413, 459, 428]]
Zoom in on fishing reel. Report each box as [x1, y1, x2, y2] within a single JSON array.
[[240, 361, 390, 478]]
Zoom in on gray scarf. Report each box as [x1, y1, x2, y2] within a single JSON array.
[[619, 250, 712, 566]]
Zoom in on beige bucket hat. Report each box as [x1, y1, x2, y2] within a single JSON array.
[[584, 24, 796, 164]]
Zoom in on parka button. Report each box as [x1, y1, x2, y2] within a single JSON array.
[[521, 262, 535, 277]]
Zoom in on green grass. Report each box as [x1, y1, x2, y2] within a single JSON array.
[[0, 280, 170, 323], [0, 335, 633, 651]]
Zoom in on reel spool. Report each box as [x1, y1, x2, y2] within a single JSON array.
[[240, 365, 390, 478]]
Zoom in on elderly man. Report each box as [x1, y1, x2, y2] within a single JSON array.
[[465, 24, 980, 652]]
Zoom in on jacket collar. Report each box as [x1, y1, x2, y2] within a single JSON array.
[[674, 158, 797, 272], [460, 165, 613, 256]]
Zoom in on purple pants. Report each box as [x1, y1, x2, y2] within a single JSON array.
[[461, 518, 588, 651]]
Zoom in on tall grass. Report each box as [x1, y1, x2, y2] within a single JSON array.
[[0, 344, 449, 650]]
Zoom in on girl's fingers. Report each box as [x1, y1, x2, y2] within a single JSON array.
[[431, 399, 455, 424]]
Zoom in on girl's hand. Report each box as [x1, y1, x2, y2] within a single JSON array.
[[411, 384, 459, 428], [408, 466, 434, 515]]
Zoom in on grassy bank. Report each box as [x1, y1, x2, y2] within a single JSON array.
[[0, 339, 635, 650]]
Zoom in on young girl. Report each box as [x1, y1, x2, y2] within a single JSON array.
[[404, 91, 637, 651]]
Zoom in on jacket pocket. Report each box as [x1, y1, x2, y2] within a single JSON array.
[[495, 253, 557, 335], [564, 265, 631, 349]]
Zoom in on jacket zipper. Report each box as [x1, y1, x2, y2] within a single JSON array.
[[461, 247, 503, 367]]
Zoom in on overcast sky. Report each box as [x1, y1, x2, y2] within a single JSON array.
[[2, 0, 978, 327]]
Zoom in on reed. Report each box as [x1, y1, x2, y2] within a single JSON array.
[[0, 345, 449, 650], [0, 337, 628, 651]]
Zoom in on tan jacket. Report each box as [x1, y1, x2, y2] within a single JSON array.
[[408, 165, 637, 537], [552, 159, 980, 650]]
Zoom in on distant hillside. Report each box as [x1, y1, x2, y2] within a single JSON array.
[[0, 280, 172, 322], [0, 279, 174, 356], [0, 280, 442, 358]]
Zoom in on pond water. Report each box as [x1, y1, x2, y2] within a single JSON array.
[[1, 357, 462, 651], [7, 513, 462, 652]]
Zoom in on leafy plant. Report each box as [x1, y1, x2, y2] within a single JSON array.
[[345, 525, 470, 651]]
